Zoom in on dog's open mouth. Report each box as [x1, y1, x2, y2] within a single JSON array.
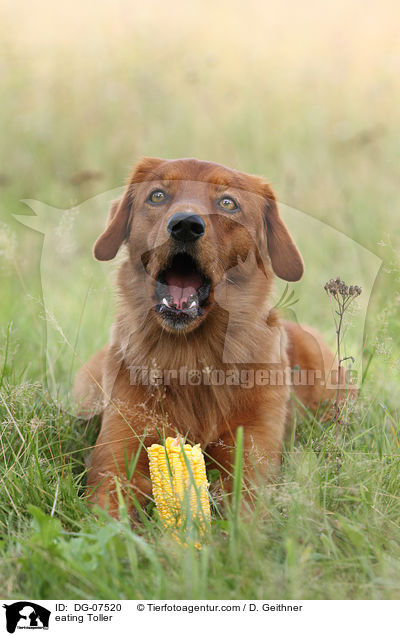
[[154, 253, 212, 328]]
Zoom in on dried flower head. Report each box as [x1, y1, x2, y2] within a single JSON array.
[[324, 277, 362, 299]]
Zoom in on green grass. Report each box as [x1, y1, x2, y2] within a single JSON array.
[[1, 377, 400, 599], [1, 0, 400, 600]]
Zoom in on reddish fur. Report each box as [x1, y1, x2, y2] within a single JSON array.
[[74, 157, 344, 517]]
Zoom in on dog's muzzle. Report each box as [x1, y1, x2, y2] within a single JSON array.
[[154, 252, 212, 330]]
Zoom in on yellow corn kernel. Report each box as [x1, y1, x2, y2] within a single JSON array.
[[147, 437, 211, 534]]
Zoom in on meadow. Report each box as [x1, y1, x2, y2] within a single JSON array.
[[0, 0, 400, 599]]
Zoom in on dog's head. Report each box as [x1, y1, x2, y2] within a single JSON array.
[[93, 157, 303, 333]]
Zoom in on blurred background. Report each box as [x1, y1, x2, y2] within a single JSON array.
[[0, 0, 399, 399]]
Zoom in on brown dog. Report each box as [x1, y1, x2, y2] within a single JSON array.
[[74, 157, 341, 516]]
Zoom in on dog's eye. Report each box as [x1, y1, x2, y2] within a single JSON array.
[[218, 196, 238, 212], [149, 190, 167, 204]]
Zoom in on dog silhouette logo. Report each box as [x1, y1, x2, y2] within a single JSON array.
[[2, 602, 50, 633]]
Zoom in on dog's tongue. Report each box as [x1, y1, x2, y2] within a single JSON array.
[[165, 270, 202, 310]]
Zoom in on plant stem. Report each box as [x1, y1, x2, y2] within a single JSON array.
[[335, 299, 344, 441]]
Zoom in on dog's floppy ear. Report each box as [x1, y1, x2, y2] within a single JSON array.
[[93, 157, 164, 261], [264, 186, 304, 281], [93, 187, 133, 261]]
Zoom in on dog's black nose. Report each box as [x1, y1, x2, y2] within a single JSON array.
[[167, 213, 205, 242]]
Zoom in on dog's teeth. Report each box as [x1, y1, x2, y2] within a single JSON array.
[[162, 297, 170, 307], [187, 294, 198, 308]]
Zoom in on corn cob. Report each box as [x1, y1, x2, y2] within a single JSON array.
[[147, 437, 211, 535]]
